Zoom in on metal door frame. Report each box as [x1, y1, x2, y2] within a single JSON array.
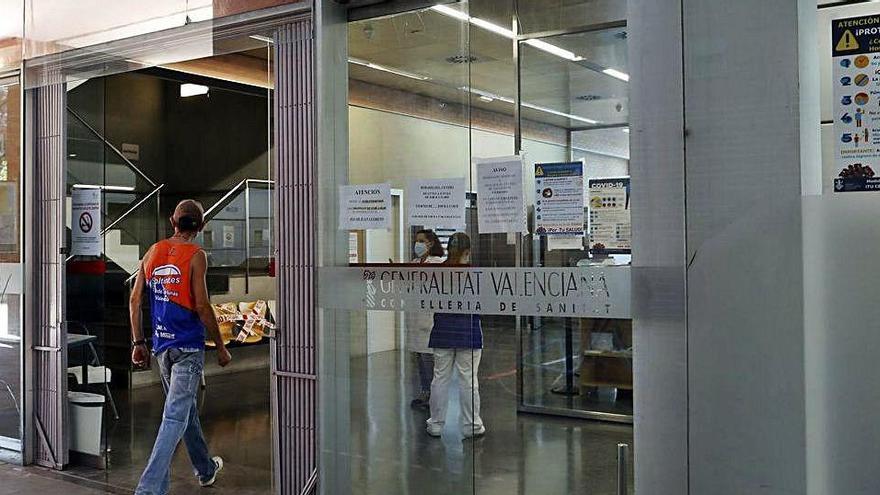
[[19, 4, 315, 487]]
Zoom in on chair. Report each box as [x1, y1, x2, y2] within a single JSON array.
[[67, 322, 120, 420]]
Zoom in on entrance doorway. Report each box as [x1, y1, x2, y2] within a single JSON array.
[[59, 36, 276, 493]]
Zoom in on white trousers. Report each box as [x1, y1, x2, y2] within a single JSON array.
[[427, 348, 483, 433]]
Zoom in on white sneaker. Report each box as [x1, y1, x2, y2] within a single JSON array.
[[462, 425, 486, 439], [200, 456, 224, 487], [426, 422, 443, 437]]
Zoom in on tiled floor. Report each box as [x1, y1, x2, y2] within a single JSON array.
[[29, 321, 633, 495], [0, 462, 118, 494]]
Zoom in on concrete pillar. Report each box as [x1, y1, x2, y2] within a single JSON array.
[[631, 0, 819, 493]]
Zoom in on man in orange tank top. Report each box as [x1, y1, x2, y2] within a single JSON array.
[[129, 199, 232, 495]]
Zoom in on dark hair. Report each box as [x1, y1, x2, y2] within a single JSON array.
[[173, 199, 205, 233], [415, 229, 445, 257], [177, 215, 202, 232], [445, 232, 471, 264]]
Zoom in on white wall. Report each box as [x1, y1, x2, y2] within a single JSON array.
[[808, 3, 880, 494]]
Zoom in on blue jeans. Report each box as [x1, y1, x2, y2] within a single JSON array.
[[135, 349, 216, 495]]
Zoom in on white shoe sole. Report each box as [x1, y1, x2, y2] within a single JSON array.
[[463, 427, 486, 439], [200, 456, 224, 487]]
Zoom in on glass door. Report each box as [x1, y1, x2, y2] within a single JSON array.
[[516, 26, 633, 421], [0, 75, 23, 454]]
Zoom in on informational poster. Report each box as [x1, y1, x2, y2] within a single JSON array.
[[534, 162, 584, 237], [833, 14, 880, 192], [407, 177, 466, 229], [475, 156, 525, 234], [339, 183, 392, 230], [588, 178, 631, 252], [71, 188, 102, 256]]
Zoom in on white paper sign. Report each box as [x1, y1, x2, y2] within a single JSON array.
[[222, 225, 235, 248], [71, 188, 102, 256], [339, 183, 391, 230], [534, 162, 584, 237], [476, 156, 525, 234], [407, 177, 466, 229]]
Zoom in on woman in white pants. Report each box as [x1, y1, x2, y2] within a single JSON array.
[[404, 229, 445, 409], [426, 232, 485, 438]]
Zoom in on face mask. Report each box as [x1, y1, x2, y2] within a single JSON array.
[[413, 242, 429, 258]]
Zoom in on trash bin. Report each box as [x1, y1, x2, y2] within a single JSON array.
[[68, 391, 104, 456]]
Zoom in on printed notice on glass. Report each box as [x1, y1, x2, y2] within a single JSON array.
[[588, 178, 631, 253], [407, 177, 466, 229], [71, 188, 102, 256], [832, 14, 880, 192], [534, 162, 584, 237], [476, 156, 525, 234], [339, 183, 391, 230]]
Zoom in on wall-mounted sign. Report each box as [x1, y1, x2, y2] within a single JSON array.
[[318, 266, 631, 319], [121, 143, 140, 161], [588, 178, 631, 253], [407, 177, 466, 229], [476, 156, 525, 234], [534, 162, 584, 237], [832, 14, 880, 192], [71, 188, 101, 256], [222, 225, 235, 248], [339, 183, 391, 230]]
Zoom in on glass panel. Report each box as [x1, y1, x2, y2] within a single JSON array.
[[516, 26, 634, 492], [0, 78, 22, 445], [332, 5, 477, 493], [516, 0, 626, 35], [61, 37, 274, 487], [24, 0, 208, 59], [0, 0, 23, 71]]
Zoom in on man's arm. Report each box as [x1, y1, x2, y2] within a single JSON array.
[[129, 260, 148, 367], [192, 250, 231, 367]]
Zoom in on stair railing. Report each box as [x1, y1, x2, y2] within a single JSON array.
[[125, 178, 274, 290], [65, 107, 165, 265]]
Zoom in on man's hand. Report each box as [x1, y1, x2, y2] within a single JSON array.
[[132, 344, 148, 368], [217, 346, 232, 367]]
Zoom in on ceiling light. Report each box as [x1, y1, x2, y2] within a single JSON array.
[[459, 86, 598, 124], [479, 95, 494, 102], [180, 83, 209, 97], [430, 4, 469, 21], [249, 34, 274, 44], [431, 5, 581, 61], [470, 17, 515, 39], [68, 153, 77, 158], [73, 184, 136, 192], [602, 68, 630, 82], [348, 57, 430, 81], [522, 102, 598, 124], [524, 39, 583, 61], [459, 86, 514, 104]]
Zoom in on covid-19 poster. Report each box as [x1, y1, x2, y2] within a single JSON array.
[[832, 14, 880, 192]]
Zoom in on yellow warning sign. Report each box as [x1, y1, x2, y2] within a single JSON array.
[[836, 30, 860, 52], [535, 166, 545, 177]]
